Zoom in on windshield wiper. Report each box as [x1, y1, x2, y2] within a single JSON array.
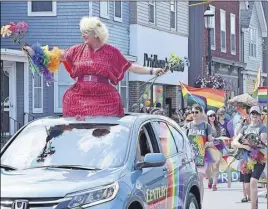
[[0, 164, 17, 171], [25, 165, 101, 171]]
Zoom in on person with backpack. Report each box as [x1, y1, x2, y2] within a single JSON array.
[[232, 106, 267, 209], [185, 104, 214, 201]]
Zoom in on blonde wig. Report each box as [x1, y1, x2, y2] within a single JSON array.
[[79, 16, 109, 44]]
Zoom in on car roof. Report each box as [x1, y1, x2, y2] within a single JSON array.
[[26, 113, 174, 128]]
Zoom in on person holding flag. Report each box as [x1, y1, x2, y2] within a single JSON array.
[[232, 106, 267, 209]]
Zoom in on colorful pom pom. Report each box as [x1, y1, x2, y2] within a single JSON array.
[[1, 21, 61, 83], [42, 45, 61, 73]]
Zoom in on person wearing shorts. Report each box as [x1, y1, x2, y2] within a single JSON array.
[[186, 104, 213, 202], [233, 106, 267, 209], [240, 163, 266, 202]]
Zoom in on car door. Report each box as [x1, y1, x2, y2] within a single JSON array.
[[135, 122, 168, 209], [167, 124, 189, 209], [151, 120, 183, 209]]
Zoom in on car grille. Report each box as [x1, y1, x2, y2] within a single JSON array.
[[0, 197, 70, 209]]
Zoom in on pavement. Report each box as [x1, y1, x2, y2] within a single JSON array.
[[202, 180, 267, 209]]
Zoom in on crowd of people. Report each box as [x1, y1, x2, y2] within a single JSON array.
[[23, 15, 267, 209], [133, 101, 267, 209]]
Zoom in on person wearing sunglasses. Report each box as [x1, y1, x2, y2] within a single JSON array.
[[185, 104, 213, 201], [232, 106, 267, 209], [206, 110, 222, 191], [217, 107, 231, 138]]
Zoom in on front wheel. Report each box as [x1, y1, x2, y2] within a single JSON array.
[[185, 193, 199, 209]]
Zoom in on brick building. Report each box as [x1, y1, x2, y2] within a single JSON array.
[[189, 1, 246, 99]]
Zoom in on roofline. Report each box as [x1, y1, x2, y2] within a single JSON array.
[[255, 1, 267, 38], [240, 2, 267, 37]]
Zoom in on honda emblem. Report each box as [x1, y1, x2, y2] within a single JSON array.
[[12, 200, 29, 209]]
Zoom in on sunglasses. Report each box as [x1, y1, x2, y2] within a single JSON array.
[[208, 114, 216, 117], [251, 111, 260, 116], [192, 111, 200, 115]]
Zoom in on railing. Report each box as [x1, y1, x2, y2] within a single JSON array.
[[1, 112, 22, 147], [23, 112, 35, 124]]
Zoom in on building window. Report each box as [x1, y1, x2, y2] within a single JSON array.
[[148, 0, 155, 24], [220, 9, 226, 53], [210, 5, 216, 50], [54, 64, 74, 113], [114, 1, 122, 22], [140, 84, 164, 109], [100, 1, 109, 19], [140, 84, 152, 109], [32, 74, 43, 113], [230, 13, 236, 55], [27, 1, 57, 16], [249, 28, 257, 58], [116, 72, 129, 111], [153, 85, 164, 107], [170, 1, 176, 30]]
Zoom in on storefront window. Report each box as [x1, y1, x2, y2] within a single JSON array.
[[140, 84, 152, 108], [140, 84, 164, 108], [153, 85, 164, 107]]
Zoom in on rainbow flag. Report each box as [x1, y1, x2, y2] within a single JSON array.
[[236, 106, 248, 119], [187, 94, 207, 110], [258, 86, 268, 104], [180, 82, 225, 110], [253, 65, 262, 98]]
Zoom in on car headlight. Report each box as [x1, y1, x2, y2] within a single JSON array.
[[67, 182, 119, 208]]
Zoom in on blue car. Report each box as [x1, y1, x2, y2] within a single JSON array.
[[1, 114, 201, 209]]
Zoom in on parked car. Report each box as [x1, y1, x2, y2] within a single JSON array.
[[1, 114, 201, 209]]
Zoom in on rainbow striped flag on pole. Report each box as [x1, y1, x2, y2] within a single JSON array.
[[252, 65, 262, 98], [257, 86, 268, 104], [180, 82, 225, 110]]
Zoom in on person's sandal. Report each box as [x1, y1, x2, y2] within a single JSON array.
[[241, 197, 249, 203], [208, 183, 212, 189], [212, 185, 217, 191]]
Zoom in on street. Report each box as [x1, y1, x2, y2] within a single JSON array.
[[203, 180, 267, 209]]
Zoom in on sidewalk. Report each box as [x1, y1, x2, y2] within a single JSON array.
[[202, 181, 267, 209]]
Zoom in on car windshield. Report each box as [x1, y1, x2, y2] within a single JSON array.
[[1, 123, 131, 170]]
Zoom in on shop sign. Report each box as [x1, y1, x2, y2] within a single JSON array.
[[143, 53, 187, 72]]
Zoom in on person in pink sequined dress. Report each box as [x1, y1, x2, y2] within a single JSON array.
[[25, 17, 165, 117]]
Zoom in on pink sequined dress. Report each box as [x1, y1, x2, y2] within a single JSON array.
[[62, 44, 131, 117]]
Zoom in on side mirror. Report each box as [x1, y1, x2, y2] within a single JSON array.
[[136, 153, 166, 170]]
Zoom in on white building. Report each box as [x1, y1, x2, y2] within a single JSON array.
[[240, 1, 267, 93], [128, 1, 189, 114]]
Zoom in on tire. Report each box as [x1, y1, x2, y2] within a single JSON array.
[[185, 193, 199, 209]]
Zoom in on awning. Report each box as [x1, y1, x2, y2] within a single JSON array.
[[212, 57, 246, 68]]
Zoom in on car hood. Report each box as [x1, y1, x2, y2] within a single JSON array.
[[1, 167, 124, 198]]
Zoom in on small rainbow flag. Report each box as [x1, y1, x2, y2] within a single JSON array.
[[253, 65, 262, 98], [180, 82, 225, 110], [236, 106, 248, 119], [257, 86, 268, 104]]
